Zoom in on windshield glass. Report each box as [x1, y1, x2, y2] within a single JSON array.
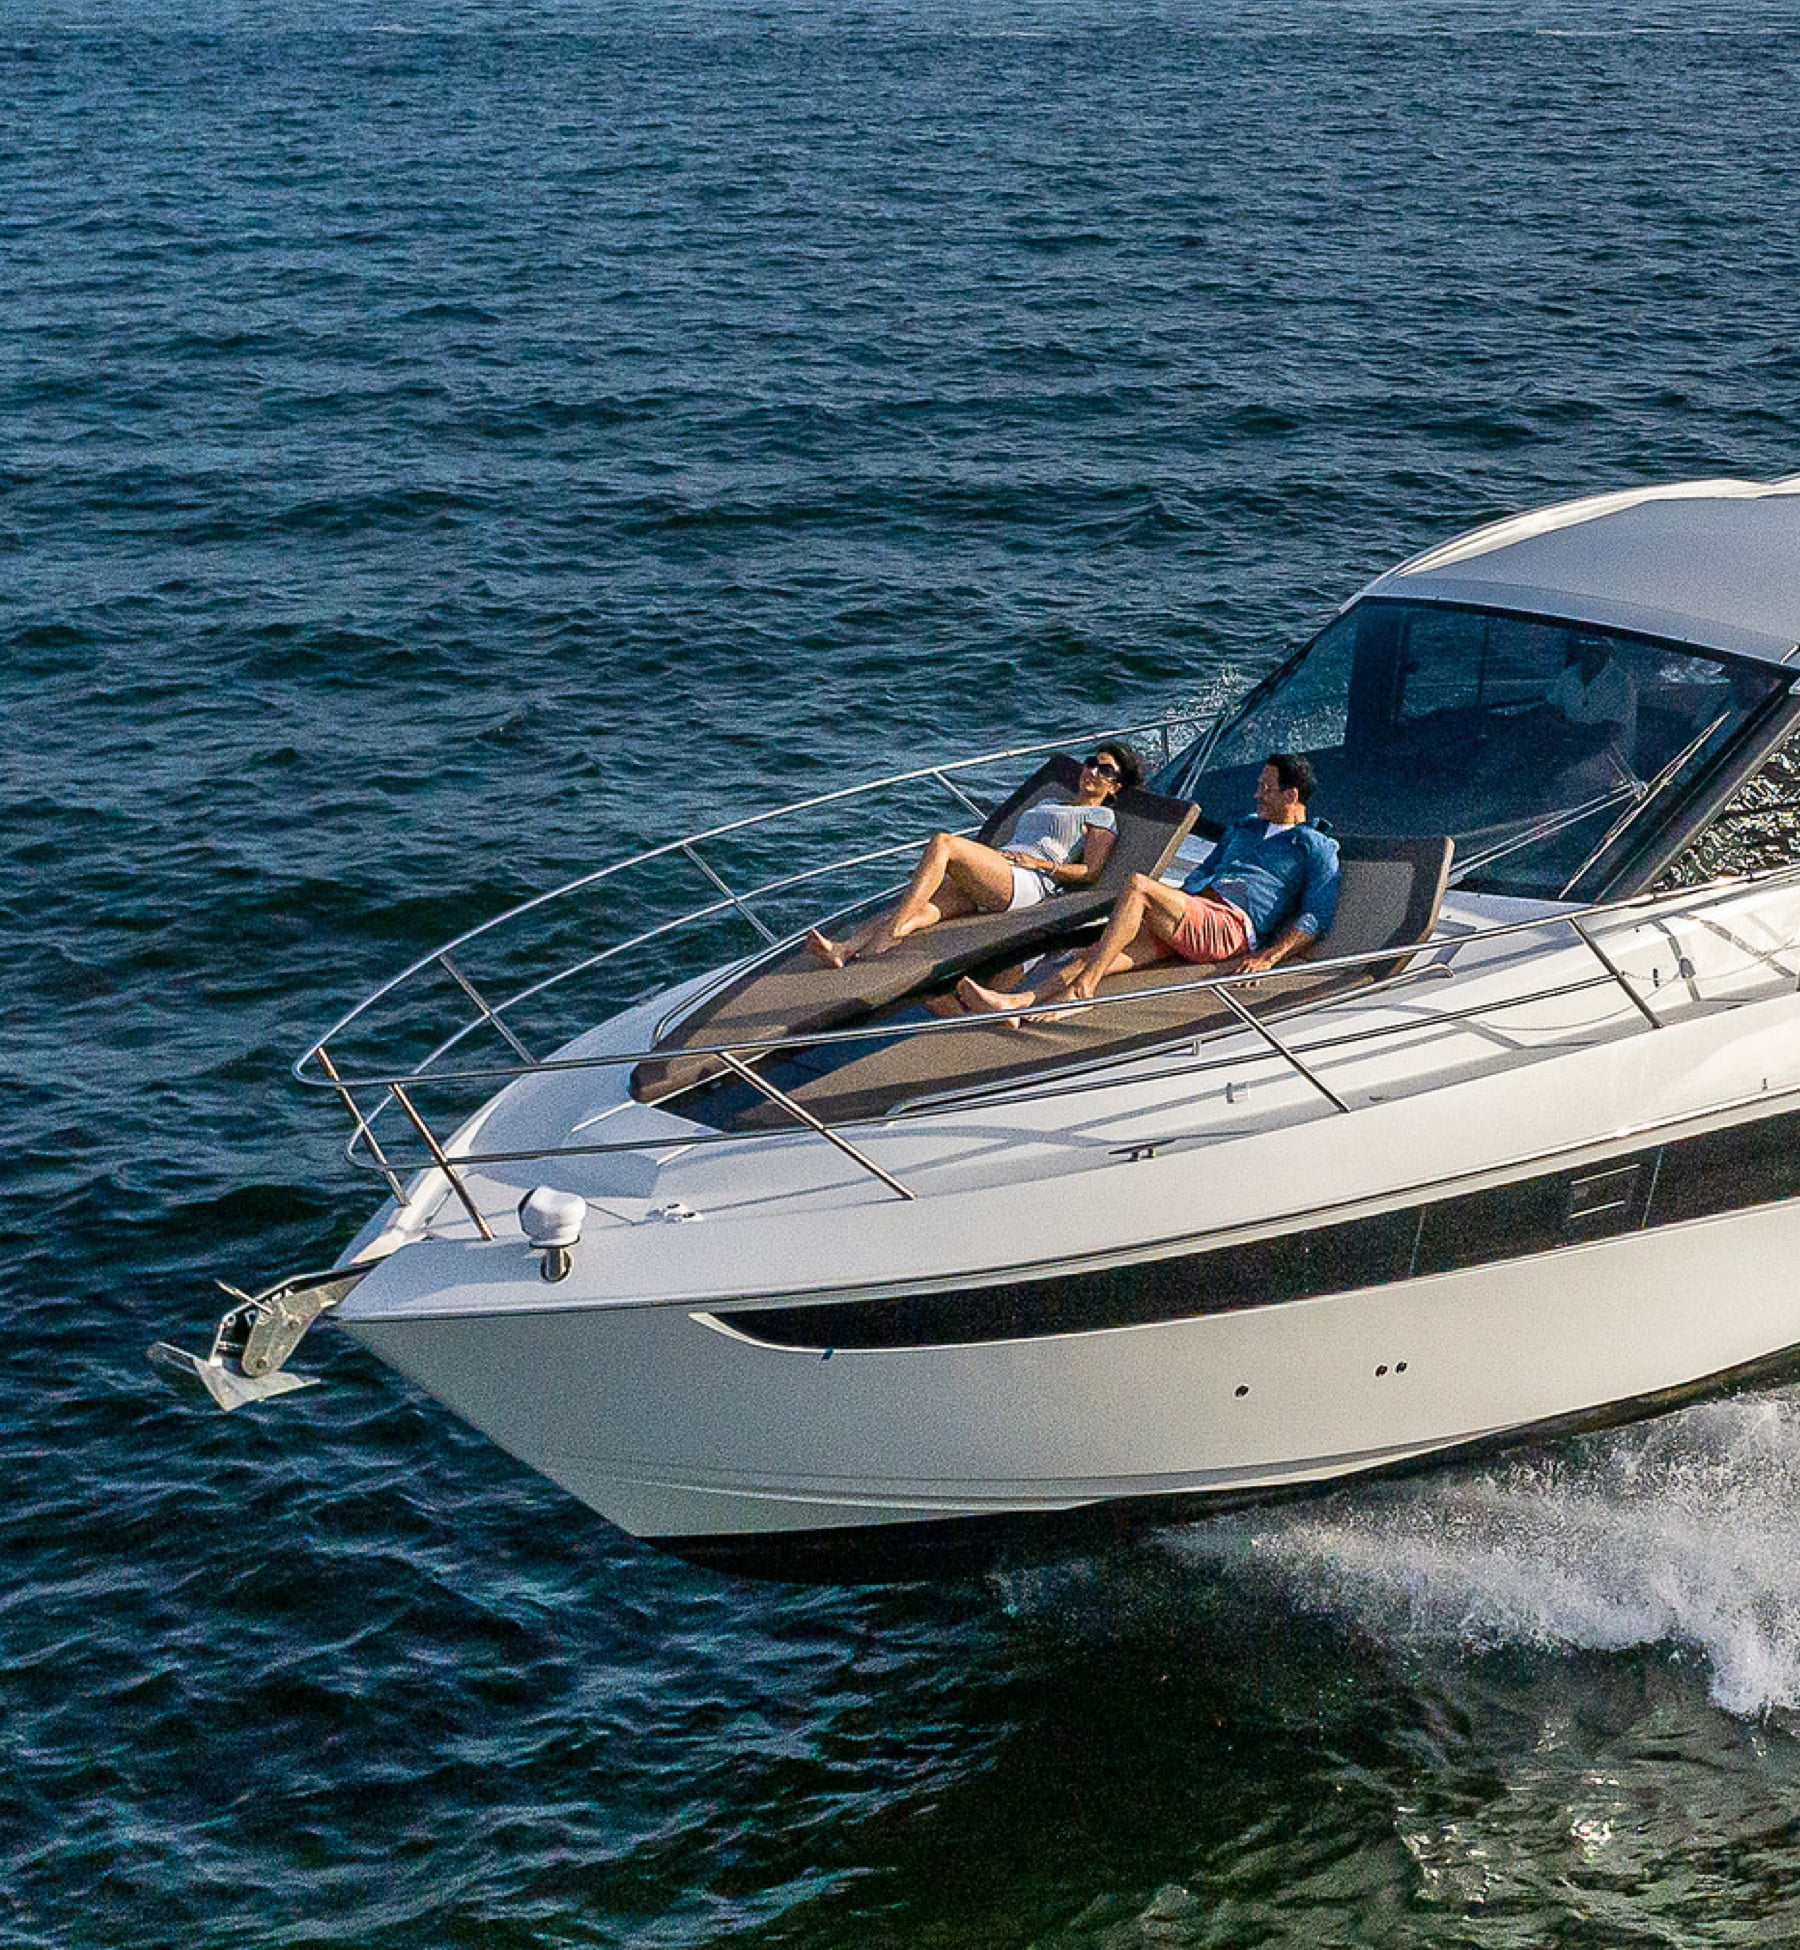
[[1160, 600, 1784, 898]]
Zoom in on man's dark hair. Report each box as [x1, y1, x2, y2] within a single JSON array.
[[1265, 752, 1316, 803]]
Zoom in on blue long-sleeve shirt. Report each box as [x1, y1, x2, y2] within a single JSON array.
[[1181, 817, 1341, 948]]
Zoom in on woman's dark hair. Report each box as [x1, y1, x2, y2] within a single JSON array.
[[1089, 742, 1145, 795], [1265, 751, 1316, 802]]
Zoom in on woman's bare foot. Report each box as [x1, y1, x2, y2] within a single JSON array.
[[805, 930, 851, 968]]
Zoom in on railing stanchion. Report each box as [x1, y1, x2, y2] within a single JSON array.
[[715, 1050, 915, 1201], [682, 845, 778, 945], [931, 769, 990, 822], [316, 1046, 409, 1203], [388, 1084, 497, 1239], [437, 953, 536, 1065], [1568, 917, 1663, 1030], [1214, 986, 1353, 1114]]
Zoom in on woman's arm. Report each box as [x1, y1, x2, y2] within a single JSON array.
[[1043, 823, 1116, 887]]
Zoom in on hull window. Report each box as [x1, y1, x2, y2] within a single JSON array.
[[1651, 1113, 1800, 1228], [726, 1106, 1800, 1351]]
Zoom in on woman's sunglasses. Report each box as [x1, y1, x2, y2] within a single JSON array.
[[1083, 756, 1122, 782]]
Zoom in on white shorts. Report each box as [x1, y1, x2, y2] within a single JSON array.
[[1007, 865, 1055, 910]]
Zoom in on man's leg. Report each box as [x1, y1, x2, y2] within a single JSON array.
[[1051, 874, 1190, 1001], [959, 874, 1188, 1015]]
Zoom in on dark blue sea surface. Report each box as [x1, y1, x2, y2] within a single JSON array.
[[7, 0, 1800, 1941]]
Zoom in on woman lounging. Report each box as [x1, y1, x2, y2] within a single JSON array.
[[806, 745, 1145, 967]]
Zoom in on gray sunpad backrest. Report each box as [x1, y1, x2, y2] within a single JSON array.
[[975, 754, 1195, 885], [1313, 832, 1454, 981], [973, 754, 1086, 846]]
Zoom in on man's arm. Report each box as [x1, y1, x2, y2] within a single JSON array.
[[1229, 923, 1316, 977], [1230, 835, 1339, 977]]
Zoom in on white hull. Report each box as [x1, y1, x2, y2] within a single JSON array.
[[344, 1202, 1800, 1565], [334, 961, 1800, 1574]]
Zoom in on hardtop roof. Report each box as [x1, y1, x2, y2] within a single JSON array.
[[1358, 477, 1800, 664]]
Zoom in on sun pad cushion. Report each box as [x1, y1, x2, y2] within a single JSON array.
[[632, 759, 1198, 1101], [713, 831, 1455, 1127]]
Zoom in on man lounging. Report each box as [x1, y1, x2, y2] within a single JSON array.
[[958, 753, 1338, 1017]]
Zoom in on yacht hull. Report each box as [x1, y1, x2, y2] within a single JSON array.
[[340, 1195, 1800, 1580]]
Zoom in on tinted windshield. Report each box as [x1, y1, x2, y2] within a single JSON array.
[[1160, 600, 1784, 898]]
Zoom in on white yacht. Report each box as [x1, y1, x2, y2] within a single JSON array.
[[155, 476, 1800, 1579]]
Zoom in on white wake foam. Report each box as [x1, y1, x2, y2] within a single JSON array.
[[1165, 1390, 1800, 1718]]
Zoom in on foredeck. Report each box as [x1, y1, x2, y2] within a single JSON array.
[[640, 832, 1453, 1130], [290, 721, 1800, 1235]]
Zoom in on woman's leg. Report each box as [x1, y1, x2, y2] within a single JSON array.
[[809, 834, 1017, 965]]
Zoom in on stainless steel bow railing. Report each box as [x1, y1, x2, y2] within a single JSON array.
[[312, 868, 1800, 1222]]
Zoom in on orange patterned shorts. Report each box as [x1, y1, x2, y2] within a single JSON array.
[[1168, 894, 1252, 964]]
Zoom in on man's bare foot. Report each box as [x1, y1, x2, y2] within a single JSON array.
[[957, 976, 1037, 1018], [805, 930, 850, 968], [959, 974, 1098, 1025]]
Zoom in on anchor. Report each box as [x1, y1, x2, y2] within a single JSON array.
[[147, 1262, 373, 1412]]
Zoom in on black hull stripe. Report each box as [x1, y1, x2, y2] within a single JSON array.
[[727, 1104, 1800, 1351], [654, 1335, 1800, 1585]]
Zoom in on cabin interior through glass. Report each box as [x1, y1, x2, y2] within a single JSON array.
[[1158, 598, 1789, 901]]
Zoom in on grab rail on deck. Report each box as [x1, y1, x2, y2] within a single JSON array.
[[302, 852, 1800, 1213]]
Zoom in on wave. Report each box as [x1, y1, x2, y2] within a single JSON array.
[[1164, 1393, 1800, 1718]]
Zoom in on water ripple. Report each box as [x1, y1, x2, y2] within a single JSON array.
[[6, 0, 1800, 1943]]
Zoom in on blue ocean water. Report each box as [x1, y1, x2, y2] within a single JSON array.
[[7, 0, 1800, 1941]]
